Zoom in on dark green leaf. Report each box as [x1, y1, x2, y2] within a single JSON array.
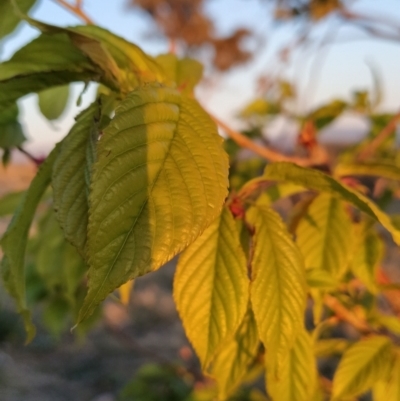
[[0, 69, 97, 111], [0, 33, 95, 81], [52, 102, 102, 256], [0, 0, 36, 40], [0, 103, 26, 149], [1, 145, 59, 342]]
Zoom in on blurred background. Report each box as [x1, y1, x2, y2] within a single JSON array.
[[1, 1, 400, 400]]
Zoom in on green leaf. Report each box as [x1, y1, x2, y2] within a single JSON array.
[[296, 193, 353, 277], [52, 102, 102, 256], [78, 84, 229, 323], [240, 99, 279, 118], [336, 162, 400, 181], [173, 207, 248, 369], [38, 84, 70, 120], [155, 54, 203, 95], [1, 145, 59, 342], [209, 307, 259, 400], [0, 103, 18, 125], [0, 0, 36, 40], [0, 191, 25, 216], [350, 222, 383, 293], [34, 209, 86, 301], [313, 339, 352, 357], [2, 148, 11, 165], [0, 70, 97, 112], [308, 99, 347, 130], [0, 120, 26, 149], [42, 296, 70, 337], [247, 204, 307, 369], [332, 335, 393, 400], [0, 33, 96, 81], [373, 352, 400, 400], [73, 25, 164, 89], [8, 7, 165, 92], [266, 329, 317, 401], [238, 179, 305, 203], [263, 162, 400, 245], [305, 268, 338, 290], [0, 103, 26, 149]]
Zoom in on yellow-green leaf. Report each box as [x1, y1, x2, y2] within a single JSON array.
[[174, 207, 248, 369], [247, 204, 307, 368], [266, 329, 317, 401], [296, 193, 353, 277], [263, 162, 400, 245], [373, 352, 400, 401], [78, 84, 229, 323], [306, 268, 338, 290], [350, 221, 383, 293], [240, 99, 279, 117], [38, 84, 70, 120], [71, 25, 165, 91], [336, 162, 400, 181], [1, 145, 59, 342], [374, 315, 400, 336], [314, 339, 352, 357], [210, 308, 259, 400], [155, 54, 203, 95], [332, 335, 393, 400], [52, 102, 101, 256], [308, 99, 347, 130]]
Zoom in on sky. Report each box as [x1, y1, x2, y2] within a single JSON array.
[[2, 0, 400, 157]]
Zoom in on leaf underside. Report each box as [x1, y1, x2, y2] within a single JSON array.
[[52, 102, 101, 257]]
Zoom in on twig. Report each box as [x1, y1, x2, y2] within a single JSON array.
[[168, 38, 177, 55], [16, 146, 43, 166], [357, 110, 400, 160], [53, 0, 93, 24], [209, 113, 320, 167], [324, 294, 371, 333], [339, 8, 400, 43], [377, 269, 400, 317]]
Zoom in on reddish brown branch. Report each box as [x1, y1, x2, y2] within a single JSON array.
[[324, 294, 371, 333], [17, 146, 43, 166], [358, 110, 400, 160], [210, 113, 327, 167], [54, 0, 93, 24], [377, 269, 400, 317]]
